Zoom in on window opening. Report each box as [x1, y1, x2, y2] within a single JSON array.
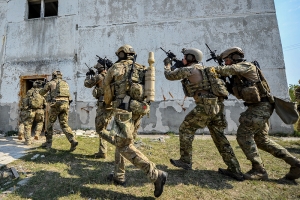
[[45, 0, 58, 17], [28, 0, 58, 19], [28, 1, 41, 19]]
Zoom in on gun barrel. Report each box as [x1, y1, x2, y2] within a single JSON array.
[[85, 63, 91, 69], [205, 43, 213, 52], [160, 47, 168, 54]]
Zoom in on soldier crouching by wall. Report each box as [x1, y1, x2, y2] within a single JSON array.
[[23, 80, 46, 145], [39, 71, 78, 151], [214, 47, 300, 182], [84, 61, 114, 158], [163, 48, 244, 181]]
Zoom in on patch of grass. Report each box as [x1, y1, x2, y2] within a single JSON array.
[[293, 131, 300, 137], [1, 135, 300, 199]]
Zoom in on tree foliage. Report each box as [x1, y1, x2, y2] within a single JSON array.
[[289, 84, 299, 102]]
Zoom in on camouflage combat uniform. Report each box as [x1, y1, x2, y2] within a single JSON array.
[[39, 72, 78, 151], [23, 84, 46, 144], [84, 65, 114, 157], [164, 63, 243, 180], [103, 55, 167, 195], [215, 61, 300, 180]]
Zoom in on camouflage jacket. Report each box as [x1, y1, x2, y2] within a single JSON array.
[[164, 63, 204, 81], [214, 62, 259, 82], [84, 72, 106, 100], [39, 78, 72, 101]]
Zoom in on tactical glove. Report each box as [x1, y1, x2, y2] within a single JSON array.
[[69, 100, 73, 105], [86, 69, 95, 76], [163, 57, 172, 66]]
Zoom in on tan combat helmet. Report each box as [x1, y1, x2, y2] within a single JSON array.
[[115, 44, 136, 56], [220, 47, 244, 60], [52, 70, 63, 79], [182, 48, 203, 62], [33, 80, 44, 88], [94, 63, 105, 71]]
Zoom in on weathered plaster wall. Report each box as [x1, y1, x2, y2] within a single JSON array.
[[0, 0, 293, 134]]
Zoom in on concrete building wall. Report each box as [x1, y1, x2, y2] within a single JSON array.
[[0, 0, 293, 134]]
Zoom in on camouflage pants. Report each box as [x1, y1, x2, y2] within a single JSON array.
[[46, 101, 74, 143], [179, 102, 241, 172], [237, 102, 297, 166], [95, 103, 113, 154], [24, 108, 44, 142], [18, 110, 28, 136], [104, 111, 158, 182]]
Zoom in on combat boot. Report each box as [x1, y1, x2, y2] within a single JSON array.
[[243, 164, 268, 181], [154, 170, 168, 198], [70, 140, 78, 151], [18, 135, 23, 140], [107, 172, 126, 186], [41, 141, 52, 149], [170, 159, 192, 170], [284, 160, 300, 180], [218, 168, 244, 181], [94, 152, 106, 159]]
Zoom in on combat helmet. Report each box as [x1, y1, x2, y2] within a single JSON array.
[[94, 63, 105, 71], [33, 80, 43, 88], [182, 48, 203, 63], [115, 44, 136, 60], [52, 70, 63, 79], [220, 47, 244, 61]]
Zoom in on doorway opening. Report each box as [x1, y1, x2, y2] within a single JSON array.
[[19, 74, 51, 138]]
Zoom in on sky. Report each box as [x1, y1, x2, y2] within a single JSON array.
[[274, 0, 300, 85]]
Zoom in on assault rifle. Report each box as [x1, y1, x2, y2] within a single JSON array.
[[205, 44, 232, 95], [160, 47, 184, 71], [96, 55, 113, 70], [85, 63, 96, 77], [205, 43, 223, 66]]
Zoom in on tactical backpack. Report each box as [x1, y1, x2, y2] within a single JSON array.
[[28, 89, 44, 109], [52, 80, 70, 98], [181, 65, 228, 98]]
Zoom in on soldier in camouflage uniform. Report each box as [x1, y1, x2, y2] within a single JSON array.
[[23, 80, 46, 145], [164, 48, 244, 181], [18, 97, 28, 140], [39, 71, 78, 151], [84, 62, 114, 158], [214, 47, 300, 181], [102, 45, 167, 198], [294, 80, 300, 131]]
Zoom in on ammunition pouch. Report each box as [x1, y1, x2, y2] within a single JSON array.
[[129, 83, 144, 102], [181, 79, 201, 97], [241, 85, 261, 104], [232, 86, 243, 99], [112, 95, 131, 111], [129, 100, 150, 116], [196, 95, 220, 115]]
